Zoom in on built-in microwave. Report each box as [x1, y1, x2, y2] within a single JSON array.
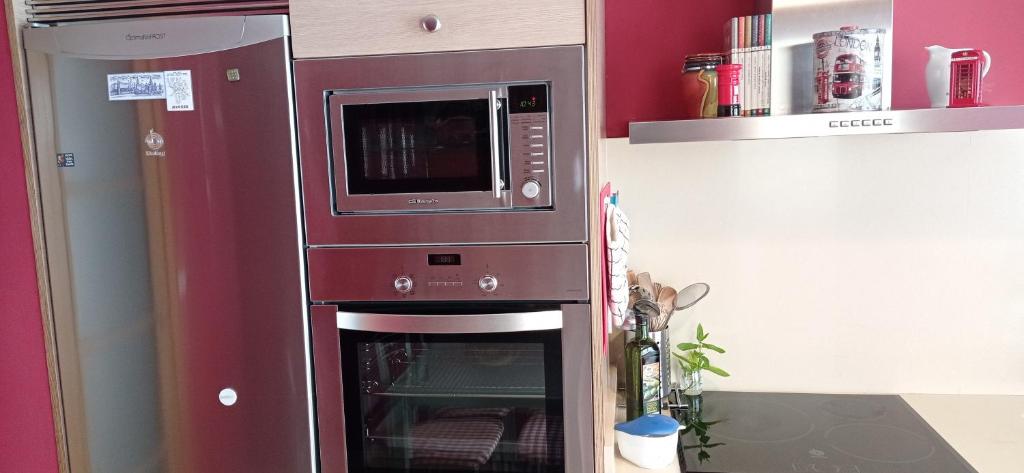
[[328, 83, 553, 213], [294, 46, 587, 246]]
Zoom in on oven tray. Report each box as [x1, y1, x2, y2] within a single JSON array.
[[380, 347, 547, 398]]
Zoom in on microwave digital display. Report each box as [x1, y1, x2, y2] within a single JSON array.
[[427, 254, 462, 266], [508, 84, 548, 114]]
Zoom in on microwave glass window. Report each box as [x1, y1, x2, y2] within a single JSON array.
[[341, 99, 507, 195], [339, 330, 565, 473]]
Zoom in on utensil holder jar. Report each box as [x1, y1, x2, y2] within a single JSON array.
[[652, 330, 672, 399]]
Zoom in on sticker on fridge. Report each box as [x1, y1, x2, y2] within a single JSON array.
[[164, 70, 194, 111], [107, 72, 166, 101], [56, 153, 75, 168]]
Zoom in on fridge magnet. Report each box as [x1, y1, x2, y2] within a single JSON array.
[[164, 70, 194, 111], [107, 72, 165, 101]]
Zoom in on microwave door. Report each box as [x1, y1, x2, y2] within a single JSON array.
[[328, 88, 510, 213]]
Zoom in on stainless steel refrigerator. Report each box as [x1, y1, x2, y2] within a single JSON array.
[[23, 15, 313, 473]]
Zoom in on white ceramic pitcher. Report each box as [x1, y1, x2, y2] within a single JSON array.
[[925, 45, 992, 108]]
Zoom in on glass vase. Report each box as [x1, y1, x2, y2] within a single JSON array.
[[681, 368, 704, 396]]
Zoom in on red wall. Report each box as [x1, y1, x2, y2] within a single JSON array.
[[605, 0, 1024, 137], [0, 5, 60, 473]]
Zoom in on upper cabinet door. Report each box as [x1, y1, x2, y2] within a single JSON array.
[[290, 0, 585, 58]]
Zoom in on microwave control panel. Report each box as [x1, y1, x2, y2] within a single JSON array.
[[306, 245, 589, 302], [507, 84, 552, 209]]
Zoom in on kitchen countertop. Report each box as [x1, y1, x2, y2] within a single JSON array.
[[607, 388, 1024, 473]]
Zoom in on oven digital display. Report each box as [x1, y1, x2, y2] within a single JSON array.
[[428, 254, 462, 266], [508, 84, 549, 114]]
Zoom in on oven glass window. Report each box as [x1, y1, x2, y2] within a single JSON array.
[[340, 99, 507, 195], [340, 330, 564, 473]]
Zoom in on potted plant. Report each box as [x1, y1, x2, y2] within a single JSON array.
[[673, 323, 729, 396]]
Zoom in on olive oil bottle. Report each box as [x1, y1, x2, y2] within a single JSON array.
[[624, 314, 661, 420]]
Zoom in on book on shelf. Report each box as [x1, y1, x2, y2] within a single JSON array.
[[724, 13, 771, 117]]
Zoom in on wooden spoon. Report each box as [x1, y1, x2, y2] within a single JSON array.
[[636, 272, 655, 301], [649, 286, 677, 331]]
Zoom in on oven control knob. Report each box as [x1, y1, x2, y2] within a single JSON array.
[[478, 275, 499, 293], [521, 179, 542, 199], [394, 276, 414, 294]]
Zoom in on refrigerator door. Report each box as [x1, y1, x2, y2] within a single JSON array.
[[23, 16, 313, 473]]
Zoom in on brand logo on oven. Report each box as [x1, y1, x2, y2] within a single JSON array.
[[408, 198, 439, 205], [124, 33, 166, 41]]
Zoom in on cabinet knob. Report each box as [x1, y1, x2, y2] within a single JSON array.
[[420, 14, 442, 33]]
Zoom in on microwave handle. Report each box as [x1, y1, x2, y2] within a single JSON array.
[[488, 90, 502, 199], [336, 310, 562, 333]]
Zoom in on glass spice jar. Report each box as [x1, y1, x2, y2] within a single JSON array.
[[681, 53, 724, 119]]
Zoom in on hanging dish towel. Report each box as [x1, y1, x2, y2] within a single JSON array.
[[605, 202, 631, 329]]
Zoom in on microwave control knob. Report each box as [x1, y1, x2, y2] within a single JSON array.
[[478, 275, 499, 293], [420, 14, 442, 33], [394, 276, 414, 294], [521, 179, 541, 199]]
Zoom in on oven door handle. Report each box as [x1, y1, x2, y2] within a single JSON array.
[[488, 89, 503, 199], [336, 310, 562, 333]]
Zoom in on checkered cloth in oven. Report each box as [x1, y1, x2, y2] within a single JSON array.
[[517, 414, 564, 464], [410, 416, 505, 469]]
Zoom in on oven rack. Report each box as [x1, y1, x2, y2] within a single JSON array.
[[378, 350, 547, 398]]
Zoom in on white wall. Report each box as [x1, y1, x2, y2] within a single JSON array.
[[605, 130, 1024, 395]]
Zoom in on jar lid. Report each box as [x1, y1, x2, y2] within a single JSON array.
[[813, 26, 887, 38], [683, 53, 724, 71], [615, 414, 681, 438]]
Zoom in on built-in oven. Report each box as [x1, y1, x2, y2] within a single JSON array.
[[308, 245, 594, 473], [294, 46, 587, 246]]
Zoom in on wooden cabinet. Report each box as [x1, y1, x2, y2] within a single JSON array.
[[290, 0, 585, 58]]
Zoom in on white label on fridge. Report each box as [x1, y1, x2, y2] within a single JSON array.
[[164, 70, 194, 112], [107, 72, 166, 101]]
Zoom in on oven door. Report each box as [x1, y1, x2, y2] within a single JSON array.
[[311, 305, 595, 473], [328, 87, 511, 213]]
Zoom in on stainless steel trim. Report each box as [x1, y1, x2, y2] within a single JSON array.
[[283, 35, 319, 473], [27, 0, 269, 13], [329, 86, 494, 106], [28, 4, 286, 24], [561, 304, 595, 473], [23, 14, 287, 57], [628, 105, 1024, 144], [488, 89, 502, 199], [335, 310, 563, 333]]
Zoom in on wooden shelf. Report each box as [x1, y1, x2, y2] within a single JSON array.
[[628, 106, 1024, 144]]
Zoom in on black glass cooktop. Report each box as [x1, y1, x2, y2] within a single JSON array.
[[676, 391, 977, 473]]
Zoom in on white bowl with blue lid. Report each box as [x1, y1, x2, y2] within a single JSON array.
[[614, 414, 680, 469]]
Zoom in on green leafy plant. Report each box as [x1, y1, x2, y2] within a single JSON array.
[[674, 323, 730, 378]]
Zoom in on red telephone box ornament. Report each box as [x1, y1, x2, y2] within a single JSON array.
[[949, 50, 986, 108]]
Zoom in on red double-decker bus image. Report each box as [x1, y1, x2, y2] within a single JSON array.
[[831, 53, 865, 99]]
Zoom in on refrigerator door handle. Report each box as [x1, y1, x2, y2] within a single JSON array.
[[336, 310, 563, 333]]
